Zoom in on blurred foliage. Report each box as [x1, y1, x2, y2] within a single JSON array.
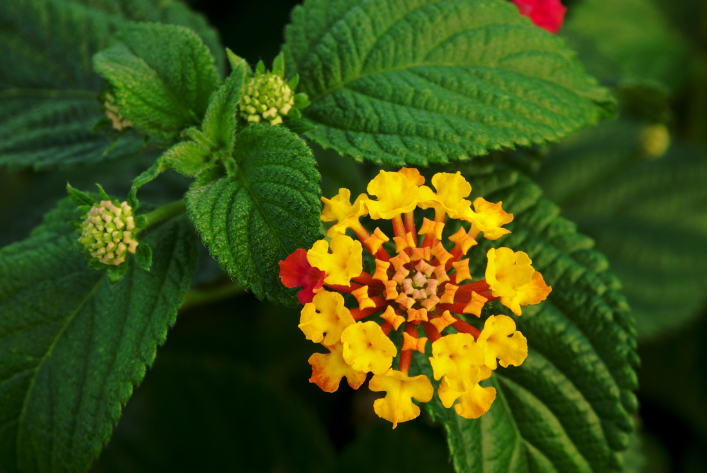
[[534, 121, 707, 341], [91, 295, 454, 473]]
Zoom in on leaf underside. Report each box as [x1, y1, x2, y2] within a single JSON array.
[[284, 0, 615, 166], [185, 125, 323, 306], [0, 199, 197, 473], [0, 0, 223, 170], [413, 165, 638, 473]]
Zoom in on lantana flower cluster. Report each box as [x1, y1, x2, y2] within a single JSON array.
[[280, 169, 551, 428]]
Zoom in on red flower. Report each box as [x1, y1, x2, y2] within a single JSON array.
[[512, 0, 567, 34], [279, 248, 325, 304]]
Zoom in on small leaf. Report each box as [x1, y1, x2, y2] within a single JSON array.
[[162, 141, 212, 178], [127, 161, 168, 209], [185, 125, 322, 306], [283, 119, 317, 135], [106, 262, 128, 284], [96, 183, 111, 201], [412, 164, 638, 473], [0, 198, 198, 473], [272, 52, 286, 78], [226, 48, 251, 74], [284, 0, 615, 166], [93, 22, 220, 141], [66, 183, 95, 207], [202, 61, 247, 152], [135, 242, 153, 271]]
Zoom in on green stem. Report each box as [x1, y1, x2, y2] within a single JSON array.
[[180, 282, 245, 310], [139, 200, 186, 230]]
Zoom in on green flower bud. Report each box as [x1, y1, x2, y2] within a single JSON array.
[[640, 124, 670, 159], [79, 200, 138, 266], [239, 72, 295, 126]]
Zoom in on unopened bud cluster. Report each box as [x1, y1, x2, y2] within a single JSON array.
[[239, 72, 294, 126], [640, 124, 670, 159], [79, 201, 138, 266]]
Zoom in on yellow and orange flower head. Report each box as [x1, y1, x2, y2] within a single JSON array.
[[280, 169, 551, 428]]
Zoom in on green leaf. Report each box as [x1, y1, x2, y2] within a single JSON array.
[[161, 141, 212, 177], [93, 22, 220, 141], [412, 165, 638, 472], [561, 0, 693, 91], [534, 120, 707, 341], [66, 183, 95, 207], [283, 0, 614, 166], [202, 61, 247, 153], [0, 0, 224, 170], [0, 198, 197, 473], [185, 125, 322, 306], [135, 243, 153, 271]]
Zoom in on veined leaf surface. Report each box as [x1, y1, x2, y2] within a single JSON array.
[[413, 165, 638, 473], [284, 0, 614, 166], [185, 125, 322, 306], [0, 0, 223, 170], [0, 199, 197, 473]]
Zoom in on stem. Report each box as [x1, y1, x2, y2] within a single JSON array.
[[181, 281, 245, 310], [139, 200, 186, 230]]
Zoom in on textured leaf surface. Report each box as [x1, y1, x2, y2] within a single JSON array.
[[0, 0, 223, 170], [185, 125, 322, 306], [413, 165, 638, 473], [202, 62, 247, 153], [94, 23, 220, 141], [284, 0, 614, 166], [534, 121, 707, 341], [0, 199, 197, 473]]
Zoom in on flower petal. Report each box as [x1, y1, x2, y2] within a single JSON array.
[[299, 291, 355, 345], [369, 369, 433, 428], [308, 343, 367, 392], [341, 321, 397, 374], [465, 197, 513, 240], [419, 172, 472, 218], [477, 314, 528, 369], [321, 188, 369, 237], [366, 170, 434, 219], [307, 234, 363, 286], [279, 248, 325, 304]]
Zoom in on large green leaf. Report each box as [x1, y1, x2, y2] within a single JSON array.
[[93, 22, 220, 142], [534, 121, 707, 341], [0, 199, 197, 473], [413, 165, 638, 472], [283, 0, 614, 166], [185, 125, 322, 306], [0, 0, 223, 170]]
